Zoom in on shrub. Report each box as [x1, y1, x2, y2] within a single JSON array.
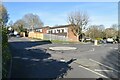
[[95, 38, 102, 40]]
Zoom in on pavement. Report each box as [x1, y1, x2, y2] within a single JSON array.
[[8, 37, 119, 79]]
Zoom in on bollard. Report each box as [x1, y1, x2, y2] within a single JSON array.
[[94, 40, 98, 45]]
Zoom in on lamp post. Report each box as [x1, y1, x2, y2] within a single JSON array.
[[50, 29, 52, 41], [89, 32, 91, 38]]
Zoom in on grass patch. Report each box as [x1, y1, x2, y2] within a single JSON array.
[[50, 40, 82, 44], [28, 38, 86, 44]]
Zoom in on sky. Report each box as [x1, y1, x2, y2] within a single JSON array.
[[3, 2, 118, 28]]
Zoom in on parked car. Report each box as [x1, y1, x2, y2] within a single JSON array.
[[8, 33, 16, 37], [16, 34, 20, 38], [115, 38, 119, 43], [83, 37, 92, 42], [106, 38, 114, 43], [98, 39, 106, 44]]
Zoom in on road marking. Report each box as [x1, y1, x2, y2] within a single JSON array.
[[60, 59, 66, 62], [109, 47, 113, 49], [90, 48, 95, 51], [114, 48, 118, 50], [31, 59, 40, 61], [94, 69, 113, 72], [21, 57, 29, 60], [78, 65, 108, 78], [13, 56, 20, 59], [89, 59, 120, 73]]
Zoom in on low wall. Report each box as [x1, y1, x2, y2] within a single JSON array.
[[43, 34, 68, 41]]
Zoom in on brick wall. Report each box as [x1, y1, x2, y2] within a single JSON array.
[[42, 28, 48, 34], [68, 26, 79, 42]]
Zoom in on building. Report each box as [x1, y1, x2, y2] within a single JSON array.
[[29, 24, 80, 42]]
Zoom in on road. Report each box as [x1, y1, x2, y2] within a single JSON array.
[[8, 37, 119, 79]]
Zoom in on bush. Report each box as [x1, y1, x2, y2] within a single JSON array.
[[95, 38, 102, 40]]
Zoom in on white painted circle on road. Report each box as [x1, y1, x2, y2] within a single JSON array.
[[49, 47, 77, 50]]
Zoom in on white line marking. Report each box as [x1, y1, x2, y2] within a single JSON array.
[[114, 48, 118, 50], [85, 48, 95, 52], [89, 59, 120, 73], [91, 48, 95, 51], [94, 69, 113, 72], [21, 58, 29, 60], [31, 59, 40, 61], [60, 59, 66, 62], [109, 47, 113, 49], [13, 56, 20, 59], [78, 65, 108, 78]]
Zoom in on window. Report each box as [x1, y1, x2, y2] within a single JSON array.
[[51, 30, 53, 33], [48, 31, 51, 33], [57, 30, 60, 33], [62, 29, 64, 33], [54, 30, 56, 33], [39, 29, 42, 32], [37, 29, 42, 32], [60, 29, 62, 33]]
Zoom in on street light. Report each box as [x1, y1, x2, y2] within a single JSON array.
[[50, 29, 52, 41], [89, 32, 91, 38]]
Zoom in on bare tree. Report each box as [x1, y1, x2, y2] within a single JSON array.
[[105, 28, 117, 38], [86, 25, 105, 39], [67, 11, 89, 41], [22, 13, 43, 31], [13, 19, 26, 32], [111, 24, 118, 31]]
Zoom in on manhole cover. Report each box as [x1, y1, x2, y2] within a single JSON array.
[[49, 47, 77, 50]]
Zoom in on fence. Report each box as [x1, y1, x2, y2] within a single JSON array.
[[28, 31, 68, 41], [43, 34, 68, 41], [28, 31, 43, 39]]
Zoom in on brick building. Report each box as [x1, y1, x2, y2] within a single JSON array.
[[30, 24, 79, 42]]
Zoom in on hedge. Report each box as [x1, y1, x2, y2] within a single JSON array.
[[2, 26, 11, 78]]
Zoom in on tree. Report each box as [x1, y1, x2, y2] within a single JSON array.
[[67, 11, 89, 41], [13, 19, 26, 32], [111, 24, 118, 31], [111, 24, 118, 38], [105, 28, 116, 38], [0, 4, 9, 25], [22, 13, 43, 30], [86, 25, 105, 39]]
